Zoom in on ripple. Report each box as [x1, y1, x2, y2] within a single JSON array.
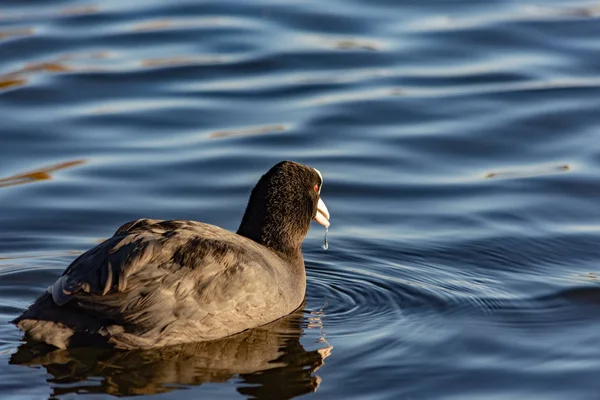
[[0, 4, 100, 23], [305, 256, 469, 337], [0, 78, 26, 90], [141, 55, 227, 68], [298, 34, 389, 51], [485, 164, 570, 179], [405, 4, 600, 33], [131, 16, 255, 32], [210, 123, 287, 139], [2, 0, 600, 398], [0, 27, 33, 40], [0, 160, 85, 189]]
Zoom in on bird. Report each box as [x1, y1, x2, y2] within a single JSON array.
[[12, 160, 330, 350]]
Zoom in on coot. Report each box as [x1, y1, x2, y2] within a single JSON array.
[[13, 161, 330, 349]]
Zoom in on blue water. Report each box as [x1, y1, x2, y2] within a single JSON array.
[[2, 0, 600, 398]]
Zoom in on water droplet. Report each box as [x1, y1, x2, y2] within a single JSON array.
[[322, 226, 329, 250]]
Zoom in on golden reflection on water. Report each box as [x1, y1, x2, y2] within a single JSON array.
[[0, 27, 33, 40], [0, 60, 72, 92], [485, 164, 570, 179], [0, 160, 86, 189], [60, 5, 99, 16], [301, 34, 384, 51], [0, 51, 116, 92], [0, 78, 27, 90], [0, 4, 99, 23], [21, 61, 71, 73], [141, 55, 225, 68], [210, 124, 286, 138], [0, 48, 226, 92], [133, 19, 174, 32], [132, 17, 235, 32]]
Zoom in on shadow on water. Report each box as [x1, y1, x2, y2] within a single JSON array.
[[9, 304, 332, 399]]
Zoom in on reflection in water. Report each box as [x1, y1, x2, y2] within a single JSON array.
[[10, 305, 332, 398], [133, 19, 175, 32], [0, 28, 34, 40], [485, 164, 570, 179], [0, 5, 99, 22], [210, 124, 286, 139], [0, 52, 113, 93], [301, 34, 383, 51], [60, 5, 99, 17], [0, 160, 85, 189], [19, 62, 71, 74], [132, 17, 240, 32], [0, 61, 71, 89], [0, 78, 27, 91], [141, 55, 225, 68]]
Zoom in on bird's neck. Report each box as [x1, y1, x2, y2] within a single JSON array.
[[237, 216, 305, 264], [236, 178, 310, 264]]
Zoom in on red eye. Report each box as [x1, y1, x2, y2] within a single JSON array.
[[314, 184, 319, 192]]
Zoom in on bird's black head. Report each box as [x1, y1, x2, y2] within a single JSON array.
[[237, 161, 330, 260]]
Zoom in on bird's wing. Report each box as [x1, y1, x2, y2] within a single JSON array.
[[50, 219, 287, 339]]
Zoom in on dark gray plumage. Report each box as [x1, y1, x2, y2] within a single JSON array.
[[13, 161, 330, 349]]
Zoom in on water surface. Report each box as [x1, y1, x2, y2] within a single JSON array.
[[2, 0, 600, 399]]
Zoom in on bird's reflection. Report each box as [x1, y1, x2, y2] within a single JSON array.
[[10, 303, 332, 399]]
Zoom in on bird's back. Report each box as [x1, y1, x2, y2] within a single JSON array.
[[14, 219, 306, 349]]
